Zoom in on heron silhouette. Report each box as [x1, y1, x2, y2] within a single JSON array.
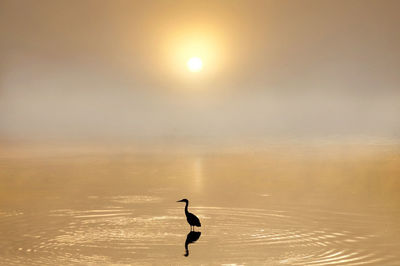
[[177, 199, 201, 231], [184, 231, 201, 257]]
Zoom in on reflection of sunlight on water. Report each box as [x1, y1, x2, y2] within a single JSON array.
[[1, 147, 400, 265], [192, 157, 203, 193], [109, 195, 162, 204], [1, 203, 399, 265]]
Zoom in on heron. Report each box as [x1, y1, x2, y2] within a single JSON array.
[[184, 231, 201, 257], [177, 199, 201, 231]]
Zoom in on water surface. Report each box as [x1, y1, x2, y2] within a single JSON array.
[[0, 144, 399, 265]]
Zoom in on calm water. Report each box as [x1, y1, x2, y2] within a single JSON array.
[[0, 144, 399, 265]]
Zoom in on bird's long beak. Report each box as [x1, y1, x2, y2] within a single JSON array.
[[177, 199, 183, 202]]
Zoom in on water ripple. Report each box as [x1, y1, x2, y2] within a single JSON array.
[[0, 204, 399, 265]]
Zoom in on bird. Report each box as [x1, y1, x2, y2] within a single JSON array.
[[177, 199, 201, 231], [184, 231, 201, 257]]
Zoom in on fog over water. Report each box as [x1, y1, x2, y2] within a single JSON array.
[[1, 2, 400, 264], [0, 145, 399, 265]]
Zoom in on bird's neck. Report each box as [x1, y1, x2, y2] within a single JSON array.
[[184, 201, 189, 214]]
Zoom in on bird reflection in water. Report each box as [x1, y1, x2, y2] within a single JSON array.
[[177, 199, 202, 256], [184, 231, 201, 257]]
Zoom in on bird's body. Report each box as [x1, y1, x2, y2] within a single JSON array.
[[177, 199, 201, 231]]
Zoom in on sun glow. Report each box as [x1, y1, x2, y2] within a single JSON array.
[[187, 57, 203, 72], [159, 24, 228, 83]]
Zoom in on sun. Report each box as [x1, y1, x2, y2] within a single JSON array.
[[187, 57, 203, 72]]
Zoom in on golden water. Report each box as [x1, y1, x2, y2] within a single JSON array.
[[0, 144, 399, 265]]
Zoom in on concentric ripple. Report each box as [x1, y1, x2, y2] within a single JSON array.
[[0, 202, 399, 265]]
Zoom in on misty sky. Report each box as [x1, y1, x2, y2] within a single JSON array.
[[1, 0, 399, 141]]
